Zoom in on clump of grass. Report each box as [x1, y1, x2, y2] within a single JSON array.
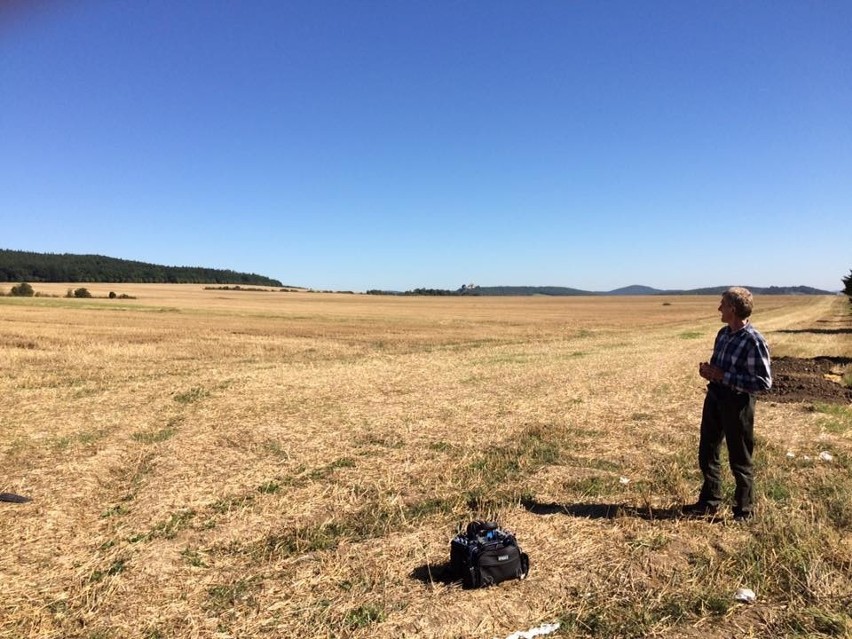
[[173, 386, 209, 404], [356, 433, 404, 448], [564, 476, 610, 498], [211, 494, 255, 514], [101, 504, 130, 518], [466, 425, 563, 487], [265, 521, 349, 556], [89, 558, 127, 583], [257, 480, 280, 494], [180, 547, 207, 568], [131, 426, 177, 444], [206, 577, 258, 613], [131, 509, 196, 543], [308, 457, 356, 480], [345, 604, 385, 629], [779, 607, 849, 636]]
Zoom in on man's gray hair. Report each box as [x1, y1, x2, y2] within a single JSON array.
[[724, 287, 753, 319]]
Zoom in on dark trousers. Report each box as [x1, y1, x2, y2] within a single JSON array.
[[698, 384, 756, 515]]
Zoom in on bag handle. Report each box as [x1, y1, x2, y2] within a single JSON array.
[[466, 520, 499, 538]]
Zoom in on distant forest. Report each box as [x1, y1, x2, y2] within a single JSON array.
[[0, 250, 283, 286]]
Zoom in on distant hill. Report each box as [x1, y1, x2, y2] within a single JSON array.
[[606, 285, 661, 295], [608, 284, 836, 296], [0, 249, 283, 287], [370, 284, 837, 296], [472, 285, 595, 296], [468, 284, 835, 296]]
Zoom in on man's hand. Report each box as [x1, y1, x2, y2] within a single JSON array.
[[699, 361, 724, 382]]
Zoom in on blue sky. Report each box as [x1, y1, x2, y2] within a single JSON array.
[[2, 1, 850, 292]]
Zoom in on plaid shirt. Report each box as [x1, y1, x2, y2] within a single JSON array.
[[710, 322, 772, 393]]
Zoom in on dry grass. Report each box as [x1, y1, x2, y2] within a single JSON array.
[[1, 285, 849, 639]]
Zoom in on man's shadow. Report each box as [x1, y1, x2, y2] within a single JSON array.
[[519, 498, 682, 521]]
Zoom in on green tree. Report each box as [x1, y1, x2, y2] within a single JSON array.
[[843, 269, 852, 303], [10, 282, 34, 297]]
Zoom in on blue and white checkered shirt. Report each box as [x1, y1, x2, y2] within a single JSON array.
[[710, 323, 772, 393]]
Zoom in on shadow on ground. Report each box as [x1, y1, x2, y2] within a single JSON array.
[[520, 499, 683, 521], [410, 562, 459, 586]]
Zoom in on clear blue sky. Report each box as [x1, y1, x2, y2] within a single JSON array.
[[2, 1, 850, 292]]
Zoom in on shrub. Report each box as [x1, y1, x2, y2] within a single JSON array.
[[74, 288, 92, 298], [10, 282, 34, 297]]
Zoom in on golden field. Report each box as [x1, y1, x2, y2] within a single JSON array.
[[1, 285, 850, 639]]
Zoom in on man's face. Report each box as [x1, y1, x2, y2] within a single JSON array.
[[718, 297, 736, 324]]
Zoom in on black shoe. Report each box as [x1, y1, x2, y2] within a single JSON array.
[[681, 502, 719, 517]]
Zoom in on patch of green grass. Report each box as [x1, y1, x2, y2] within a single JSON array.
[[812, 403, 852, 434], [173, 386, 209, 404], [627, 530, 669, 551], [51, 436, 72, 451], [258, 493, 458, 561], [101, 504, 130, 518], [762, 477, 792, 503], [181, 547, 207, 567], [265, 521, 349, 556], [564, 476, 610, 498], [261, 439, 290, 458], [678, 331, 703, 339], [582, 457, 620, 472], [211, 494, 255, 514], [206, 577, 258, 613], [469, 425, 562, 483], [807, 477, 852, 531], [131, 509, 196, 543], [781, 607, 849, 636], [89, 558, 127, 583], [345, 604, 385, 629], [403, 496, 458, 519], [356, 434, 404, 448], [78, 429, 107, 444], [131, 426, 177, 444], [482, 353, 532, 365], [730, 509, 848, 605], [257, 480, 280, 494], [308, 457, 357, 480]]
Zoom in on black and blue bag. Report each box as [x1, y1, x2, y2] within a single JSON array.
[[450, 521, 530, 588]]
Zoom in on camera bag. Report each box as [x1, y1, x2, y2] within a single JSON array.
[[450, 521, 530, 588]]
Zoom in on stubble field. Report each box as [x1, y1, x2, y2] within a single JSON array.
[[1, 285, 850, 639]]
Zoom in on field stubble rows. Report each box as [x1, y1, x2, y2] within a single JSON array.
[[1, 286, 850, 638]]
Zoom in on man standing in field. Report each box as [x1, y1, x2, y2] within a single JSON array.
[[683, 287, 772, 522]]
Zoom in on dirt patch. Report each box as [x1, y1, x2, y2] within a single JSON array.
[[766, 356, 852, 404]]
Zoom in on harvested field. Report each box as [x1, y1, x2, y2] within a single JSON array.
[[1, 286, 850, 639]]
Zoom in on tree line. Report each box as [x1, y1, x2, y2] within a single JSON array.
[[0, 249, 282, 286]]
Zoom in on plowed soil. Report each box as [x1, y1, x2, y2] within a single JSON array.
[[766, 356, 852, 404]]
